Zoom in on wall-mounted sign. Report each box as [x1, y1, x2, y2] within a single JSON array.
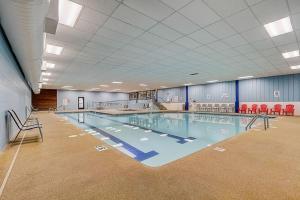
[[274, 90, 280, 98]]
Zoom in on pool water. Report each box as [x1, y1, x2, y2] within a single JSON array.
[[60, 112, 254, 167]]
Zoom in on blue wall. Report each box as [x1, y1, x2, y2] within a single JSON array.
[[239, 74, 300, 102], [189, 81, 236, 103], [0, 28, 32, 150], [157, 87, 185, 102]]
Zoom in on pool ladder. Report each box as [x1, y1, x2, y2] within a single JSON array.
[[245, 114, 269, 131]]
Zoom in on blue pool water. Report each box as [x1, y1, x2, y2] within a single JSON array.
[[60, 112, 254, 167]]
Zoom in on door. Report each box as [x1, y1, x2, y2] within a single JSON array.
[[78, 97, 84, 109]]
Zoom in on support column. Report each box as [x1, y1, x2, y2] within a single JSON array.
[[185, 86, 189, 111], [235, 80, 239, 113]]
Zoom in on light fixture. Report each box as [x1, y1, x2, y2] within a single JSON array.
[[62, 85, 72, 88], [160, 86, 167, 88], [264, 17, 293, 37], [41, 72, 51, 76], [184, 83, 192, 86], [99, 84, 109, 87], [112, 81, 123, 84], [59, 0, 82, 27], [46, 44, 63, 55], [139, 83, 147, 87], [290, 65, 300, 70], [43, 78, 49, 81], [46, 62, 55, 69], [238, 75, 253, 79], [206, 80, 218, 83], [282, 50, 299, 59]]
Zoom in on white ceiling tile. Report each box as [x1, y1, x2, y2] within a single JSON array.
[[251, 0, 289, 24], [188, 29, 218, 44], [234, 44, 256, 54], [226, 9, 260, 32], [288, 0, 300, 14], [75, 19, 100, 33], [123, 0, 174, 21], [277, 43, 299, 52], [160, 0, 193, 10], [245, 0, 263, 6], [80, 7, 109, 26], [222, 34, 248, 47], [241, 26, 269, 42], [96, 27, 134, 43], [203, 0, 247, 17], [112, 4, 157, 30], [175, 37, 201, 49], [252, 39, 275, 50], [271, 32, 297, 46], [162, 13, 199, 34], [85, 0, 120, 15], [292, 13, 300, 30], [207, 41, 231, 50], [149, 23, 183, 41], [179, 0, 220, 27], [104, 18, 144, 37], [138, 32, 170, 46], [205, 20, 236, 39]]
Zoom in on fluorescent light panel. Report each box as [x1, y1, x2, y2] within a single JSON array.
[[238, 75, 253, 79], [264, 17, 293, 37], [282, 50, 299, 59], [46, 62, 55, 69], [99, 84, 109, 87], [112, 81, 123, 84], [290, 65, 300, 69], [41, 72, 51, 76], [59, 0, 82, 27], [46, 44, 63, 55], [140, 83, 147, 87], [206, 80, 218, 83]]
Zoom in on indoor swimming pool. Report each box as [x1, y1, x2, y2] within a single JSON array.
[[60, 112, 255, 167]]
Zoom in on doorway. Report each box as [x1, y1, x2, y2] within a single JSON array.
[[78, 97, 84, 109]]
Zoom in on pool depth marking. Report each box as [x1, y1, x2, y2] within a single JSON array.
[[89, 112, 196, 144], [66, 114, 158, 162]]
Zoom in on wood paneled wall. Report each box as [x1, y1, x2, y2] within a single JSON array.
[[32, 89, 57, 110]]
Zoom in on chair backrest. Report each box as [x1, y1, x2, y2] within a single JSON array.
[[260, 104, 268, 111], [286, 104, 294, 111], [11, 110, 25, 126], [7, 110, 23, 130], [241, 104, 247, 110], [202, 104, 207, 107], [274, 104, 282, 111], [208, 104, 212, 107], [251, 104, 258, 110]]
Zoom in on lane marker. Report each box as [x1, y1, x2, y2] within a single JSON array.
[[114, 129, 121, 133], [0, 133, 26, 198], [132, 127, 139, 130], [140, 137, 149, 141]]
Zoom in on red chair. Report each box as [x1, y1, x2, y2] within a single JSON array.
[[239, 104, 247, 114], [248, 104, 258, 114], [282, 104, 295, 116], [270, 104, 282, 115], [258, 104, 268, 114]]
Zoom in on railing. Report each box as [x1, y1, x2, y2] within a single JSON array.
[[93, 100, 159, 110], [245, 114, 269, 131]]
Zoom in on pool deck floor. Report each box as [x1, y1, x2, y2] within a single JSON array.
[[0, 112, 300, 200]]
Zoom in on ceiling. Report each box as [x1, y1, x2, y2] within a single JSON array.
[[42, 0, 300, 92]]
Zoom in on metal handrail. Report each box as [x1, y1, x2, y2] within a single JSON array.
[[246, 114, 270, 131]]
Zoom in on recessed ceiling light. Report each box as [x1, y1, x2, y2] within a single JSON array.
[[290, 65, 300, 70], [62, 85, 72, 88], [139, 83, 147, 87], [59, 0, 82, 27], [206, 80, 219, 83], [160, 86, 167, 88], [238, 75, 253, 79], [264, 17, 293, 37], [46, 44, 63, 55], [99, 84, 109, 87], [184, 83, 192, 86], [46, 62, 55, 69], [43, 78, 49, 81], [112, 81, 123, 84], [282, 50, 299, 59], [41, 72, 51, 76]]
